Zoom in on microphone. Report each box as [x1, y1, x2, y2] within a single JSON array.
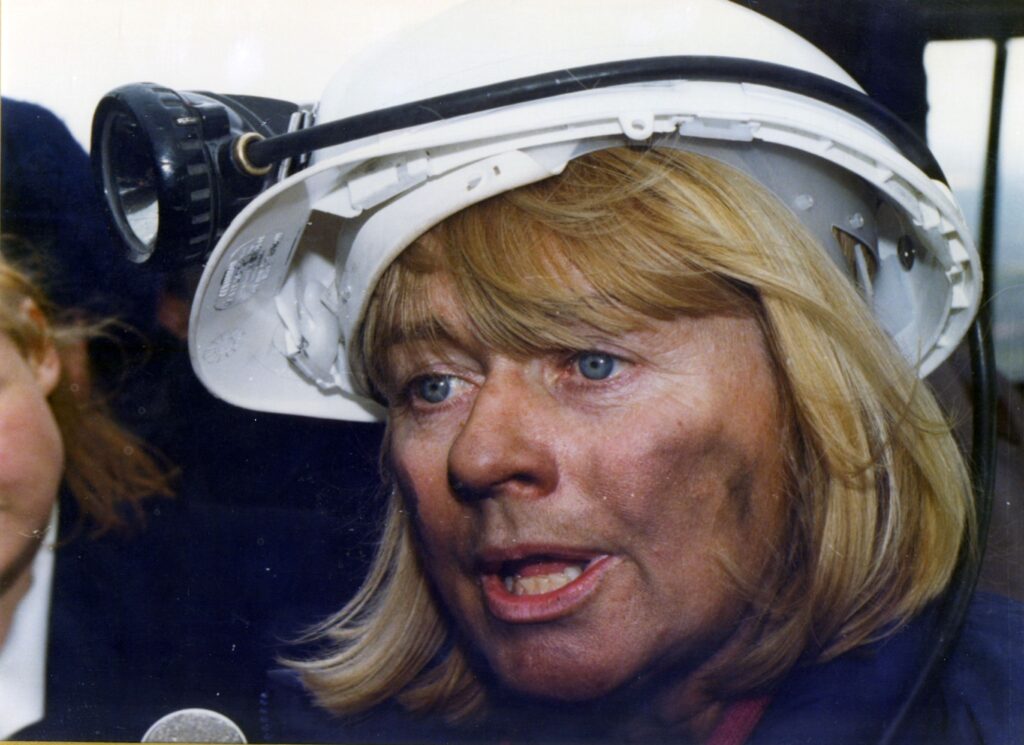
[[141, 708, 246, 743]]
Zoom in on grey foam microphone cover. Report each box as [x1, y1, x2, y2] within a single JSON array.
[[141, 708, 246, 743]]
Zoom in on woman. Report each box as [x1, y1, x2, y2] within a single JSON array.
[[1, 249, 357, 739], [264, 146, 1008, 744], [0, 250, 174, 736], [172, 0, 1019, 741]]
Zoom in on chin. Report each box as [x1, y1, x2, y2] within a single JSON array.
[[487, 643, 635, 702]]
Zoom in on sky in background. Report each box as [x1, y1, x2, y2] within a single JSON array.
[[926, 38, 1024, 379]]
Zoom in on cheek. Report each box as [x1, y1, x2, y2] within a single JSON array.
[[392, 461, 487, 636], [0, 399, 63, 575], [580, 408, 722, 526], [0, 397, 63, 498], [584, 384, 786, 575], [390, 433, 468, 566]]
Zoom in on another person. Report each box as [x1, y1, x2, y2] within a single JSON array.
[[2, 96, 383, 518], [0, 249, 357, 739], [0, 251, 172, 736]]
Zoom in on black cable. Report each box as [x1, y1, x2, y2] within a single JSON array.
[[243, 56, 945, 181], [978, 38, 1009, 296], [877, 36, 1005, 745], [876, 317, 996, 745]]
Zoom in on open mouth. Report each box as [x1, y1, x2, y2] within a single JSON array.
[[478, 552, 617, 623], [500, 558, 590, 596]]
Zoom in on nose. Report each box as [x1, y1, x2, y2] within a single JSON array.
[[447, 363, 558, 502]]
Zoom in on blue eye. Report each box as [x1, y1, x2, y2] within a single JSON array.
[[414, 375, 453, 404], [575, 352, 618, 380]]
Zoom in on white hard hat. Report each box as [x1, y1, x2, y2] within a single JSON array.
[[189, 0, 980, 422]]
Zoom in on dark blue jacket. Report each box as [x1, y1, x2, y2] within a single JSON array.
[[12, 492, 359, 741], [260, 593, 1024, 744]]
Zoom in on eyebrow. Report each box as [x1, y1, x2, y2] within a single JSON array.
[[377, 317, 477, 391]]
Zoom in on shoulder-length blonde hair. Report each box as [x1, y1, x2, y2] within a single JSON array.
[[0, 249, 174, 533], [293, 147, 972, 721]]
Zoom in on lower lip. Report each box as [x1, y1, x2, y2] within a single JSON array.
[[481, 555, 618, 623]]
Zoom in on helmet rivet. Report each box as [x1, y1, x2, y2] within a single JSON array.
[[898, 236, 916, 270], [848, 213, 865, 229], [793, 194, 814, 211]]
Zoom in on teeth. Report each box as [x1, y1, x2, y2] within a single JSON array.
[[504, 565, 585, 596]]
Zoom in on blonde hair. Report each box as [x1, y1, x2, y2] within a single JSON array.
[[295, 147, 972, 719], [0, 248, 174, 533]]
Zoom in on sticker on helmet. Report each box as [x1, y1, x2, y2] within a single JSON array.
[[214, 232, 283, 310]]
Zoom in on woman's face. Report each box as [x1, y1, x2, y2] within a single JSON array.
[[0, 328, 62, 599], [387, 280, 790, 702]]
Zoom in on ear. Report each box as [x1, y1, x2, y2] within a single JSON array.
[[19, 298, 62, 396]]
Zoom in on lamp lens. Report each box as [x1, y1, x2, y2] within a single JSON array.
[[104, 111, 159, 257]]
